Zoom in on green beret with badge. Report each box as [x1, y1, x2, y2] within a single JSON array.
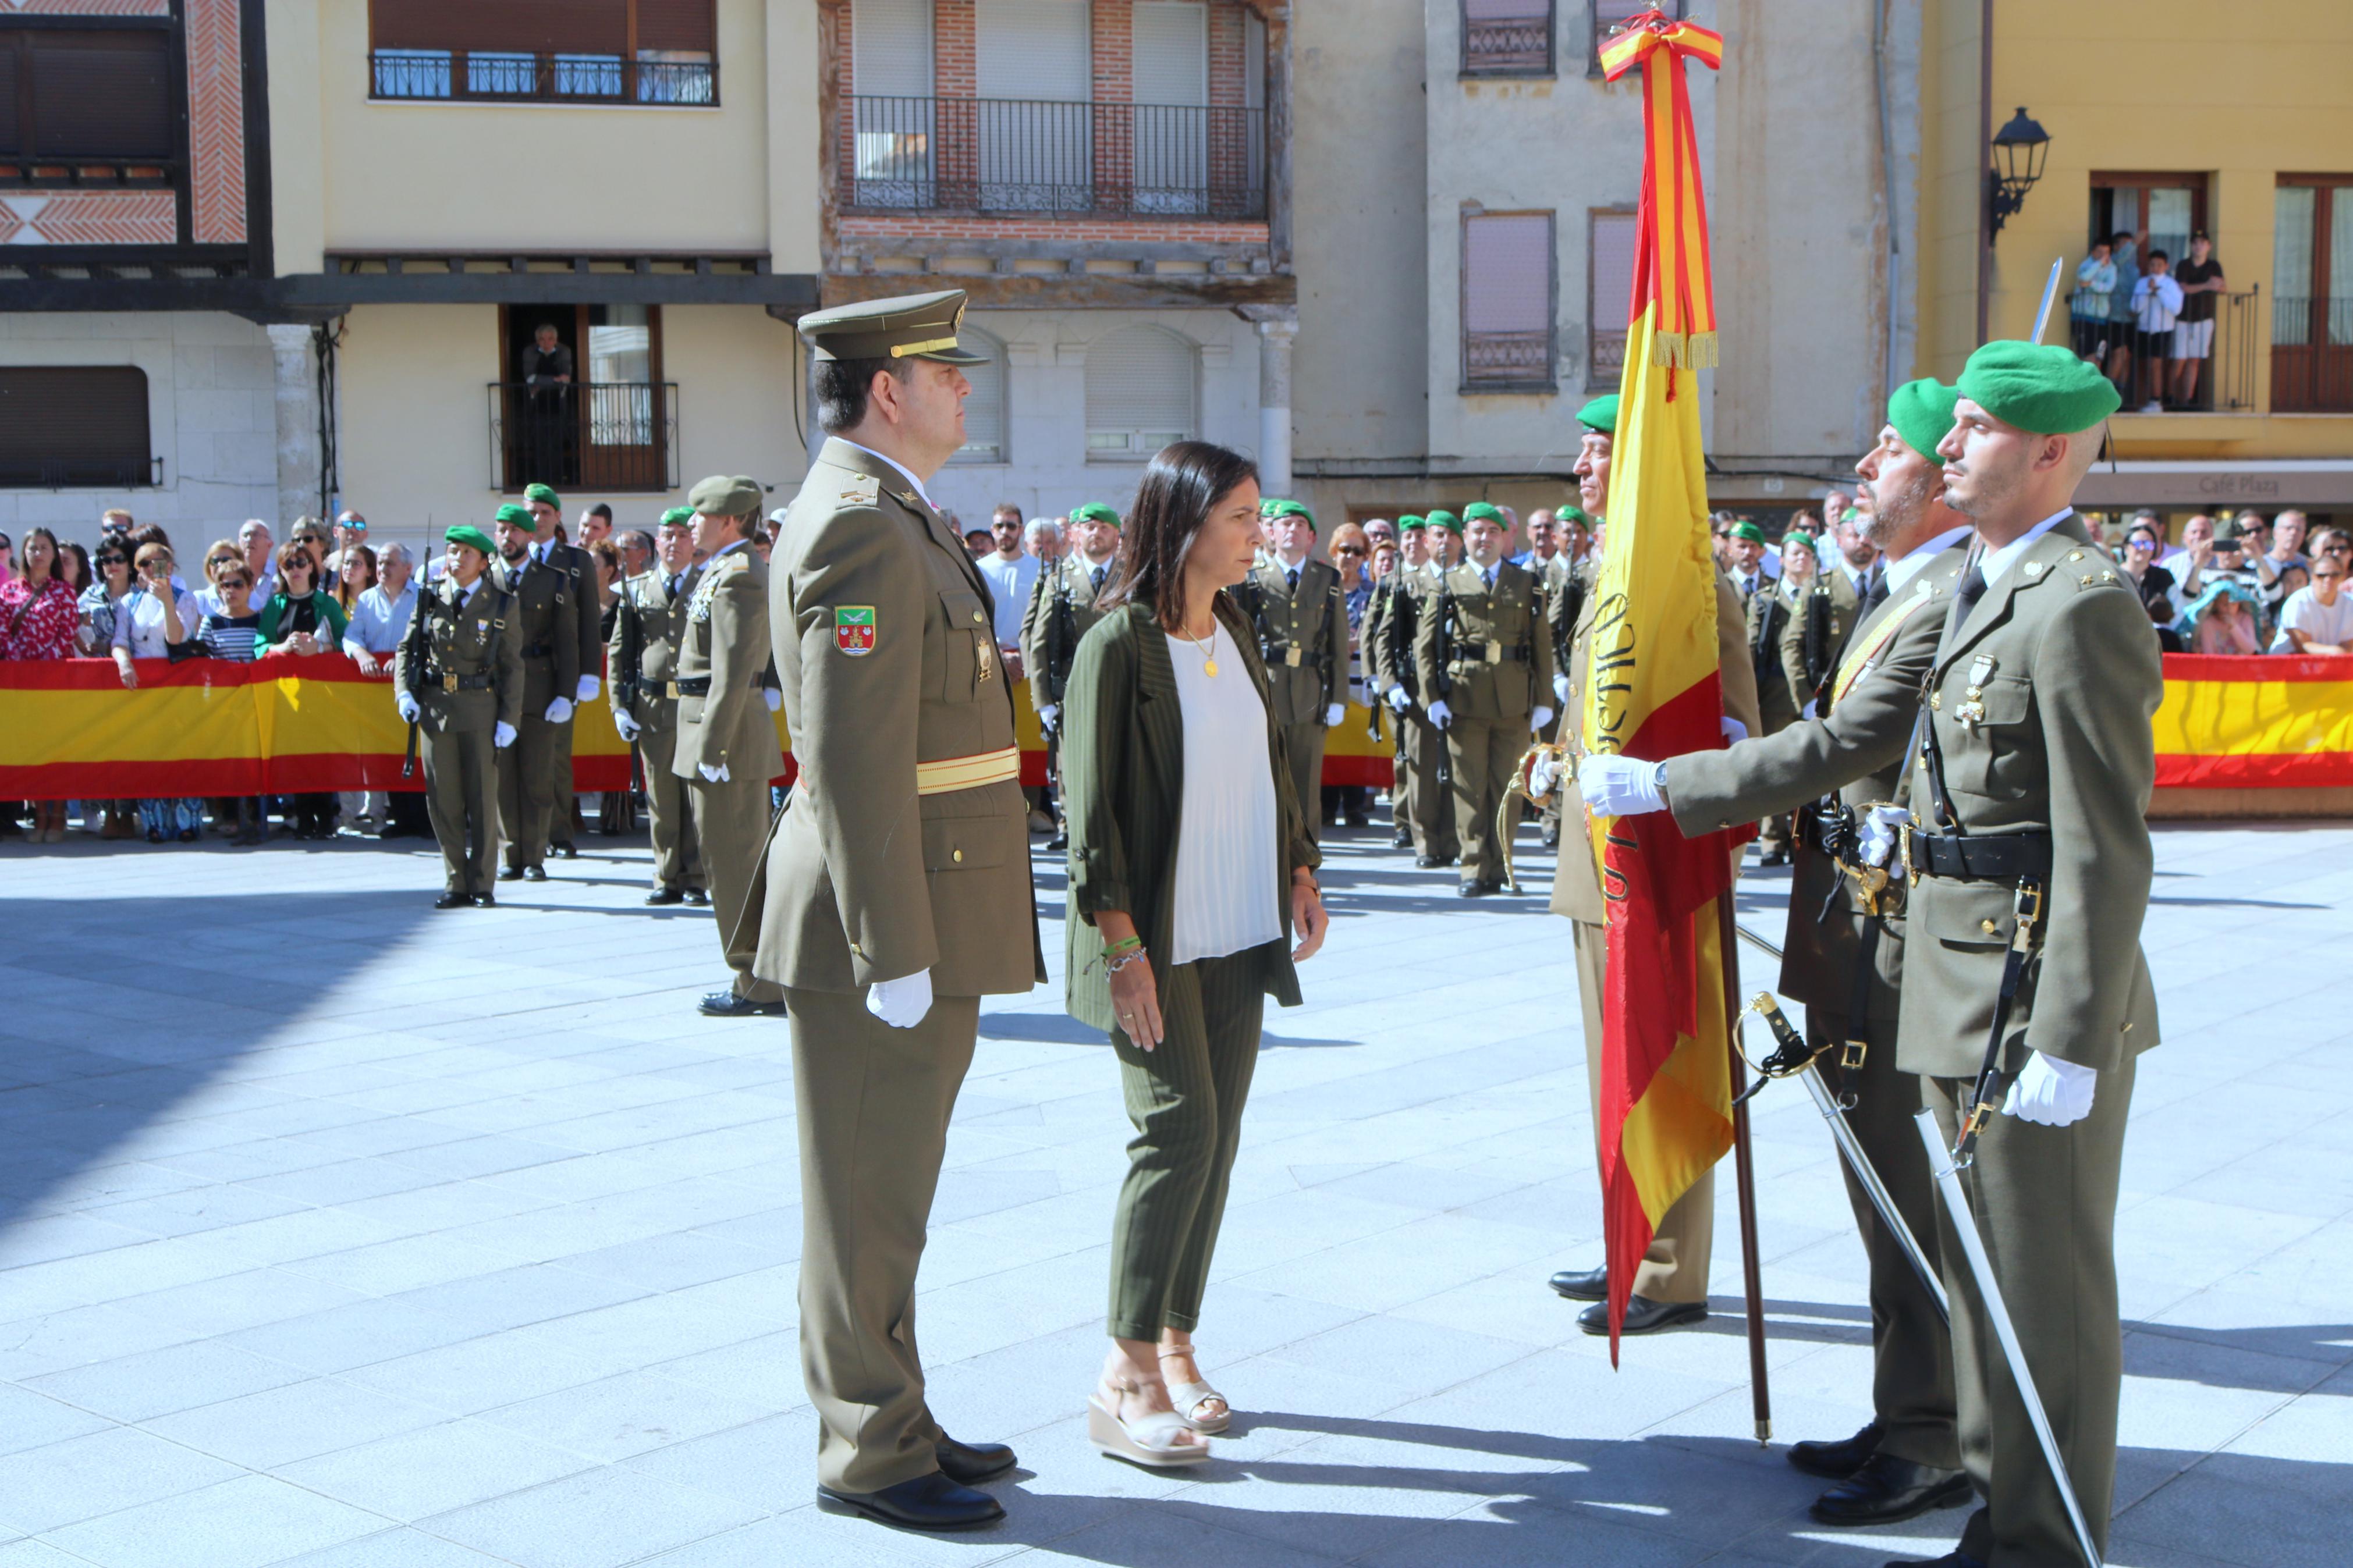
[[1557, 504, 1594, 527], [1729, 521, 1765, 544], [1069, 502, 1122, 528], [445, 524, 496, 557], [1426, 509, 1464, 535], [1397, 514, 1428, 532], [660, 506, 694, 526], [493, 503, 532, 527], [1954, 339, 2123, 435], [1887, 376, 1962, 461], [795, 288, 989, 365], [1262, 497, 1316, 530], [524, 483, 560, 508], [1462, 502, 1506, 525], [688, 474, 764, 518], [1576, 394, 1621, 436]]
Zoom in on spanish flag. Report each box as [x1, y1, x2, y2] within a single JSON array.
[[1584, 9, 1736, 1357]]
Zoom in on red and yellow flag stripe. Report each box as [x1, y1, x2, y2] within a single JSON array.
[[2154, 653, 2353, 787]]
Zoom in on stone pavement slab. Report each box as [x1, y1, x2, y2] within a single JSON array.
[[0, 819, 2345, 1566]]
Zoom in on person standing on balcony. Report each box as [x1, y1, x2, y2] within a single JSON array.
[[2169, 233, 2227, 411], [2129, 250, 2184, 413]]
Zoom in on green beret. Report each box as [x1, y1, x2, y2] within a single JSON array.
[[659, 506, 694, 526], [688, 474, 764, 518], [1556, 506, 1594, 527], [1575, 395, 1620, 436], [1261, 497, 1316, 529], [523, 483, 560, 508], [1887, 377, 1961, 463], [1397, 514, 1428, 532], [492, 504, 533, 528], [445, 524, 496, 557], [1426, 509, 1464, 535], [1729, 521, 1765, 544], [1842, 508, 1862, 523], [1462, 502, 1506, 525], [1069, 502, 1122, 528], [1954, 340, 2123, 435]]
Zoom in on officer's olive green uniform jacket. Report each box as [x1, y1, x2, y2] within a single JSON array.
[[609, 567, 698, 735], [1780, 566, 1859, 713], [1663, 546, 1966, 1019], [492, 553, 581, 712], [757, 439, 1044, 996], [1897, 514, 2163, 1078], [668, 543, 785, 783], [1018, 552, 1115, 713], [1543, 553, 1593, 674], [540, 538, 604, 689], [393, 577, 524, 734], [1059, 596, 1318, 1034], [1742, 575, 1798, 731], [1247, 556, 1348, 724], [1363, 569, 1420, 697], [1410, 559, 1555, 721]]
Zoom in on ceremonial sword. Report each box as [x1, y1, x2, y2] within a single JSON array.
[[2031, 257, 2066, 345]]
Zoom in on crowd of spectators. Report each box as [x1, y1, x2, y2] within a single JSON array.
[[2070, 229, 2228, 413]]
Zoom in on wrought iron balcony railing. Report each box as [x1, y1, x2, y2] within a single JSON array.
[[372, 50, 716, 107], [489, 382, 678, 493]]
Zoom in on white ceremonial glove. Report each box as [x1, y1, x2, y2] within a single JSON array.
[[395, 691, 421, 724], [544, 696, 574, 724], [1427, 699, 1454, 730], [492, 721, 517, 749], [1527, 753, 1561, 800], [1800, 699, 1819, 721], [1385, 687, 1410, 714], [1552, 672, 1571, 705], [1578, 753, 1665, 817], [613, 710, 641, 744], [574, 674, 599, 703], [1037, 702, 1060, 734], [1720, 715, 1749, 742], [763, 687, 782, 714], [1325, 702, 1346, 728], [698, 762, 730, 783], [2005, 1051, 2098, 1127], [867, 968, 934, 1029], [1528, 705, 1555, 733], [1858, 803, 1911, 868]]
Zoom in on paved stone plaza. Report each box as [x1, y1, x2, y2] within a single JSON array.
[[0, 818, 2343, 1568]]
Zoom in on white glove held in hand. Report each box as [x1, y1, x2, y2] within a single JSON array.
[[613, 711, 641, 744], [544, 696, 574, 724], [1385, 687, 1410, 714], [1553, 673, 1571, 705], [867, 968, 934, 1029], [1325, 703, 1346, 728], [1578, 754, 1665, 817], [698, 762, 729, 783], [1527, 755, 1561, 800], [1529, 705, 1555, 733], [1037, 703, 1059, 733], [1426, 699, 1453, 729], [493, 721, 517, 749], [395, 691, 421, 724], [1720, 715, 1748, 742], [1858, 803, 1911, 868], [575, 675, 599, 703], [2005, 1051, 2097, 1126]]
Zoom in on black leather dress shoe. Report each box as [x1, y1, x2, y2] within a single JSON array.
[[554, 842, 579, 859], [699, 990, 787, 1018], [1760, 847, 1790, 868], [1457, 880, 1486, 898], [1541, 821, 1561, 850], [935, 1434, 1017, 1485], [683, 887, 709, 905], [497, 866, 524, 881], [473, 893, 496, 908], [1788, 1420, 1883, 1479], [816, 1472, 1004, 1531], [1046, 831, 1069, 852], [1880, 1553, 1981, 1568], [434, 892, 471, 909], [523, 865, 547, 881], [1548, 1265, 1607, 1302], [1578, 1294, 1707, 1335], [1391, 828, 1412, 848], [1811, 1453, 1971, 1526], [645, 888, 686, 906]]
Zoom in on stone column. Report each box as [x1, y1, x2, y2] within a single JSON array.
[[267, 322, 322, 526], [1256, 314, 1297, 499]]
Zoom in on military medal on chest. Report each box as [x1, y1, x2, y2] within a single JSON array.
[[1955, 653, 1996, 731]]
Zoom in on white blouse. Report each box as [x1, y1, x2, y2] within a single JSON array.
[[1164, 623, 1283, 965]]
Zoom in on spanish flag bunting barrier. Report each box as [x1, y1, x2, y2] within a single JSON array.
[[2154, 654, 2353, 787]]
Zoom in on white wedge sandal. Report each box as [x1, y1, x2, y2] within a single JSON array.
[[1159, 1349, 1232, 1434], [1088, 1378, 1212, 1467]]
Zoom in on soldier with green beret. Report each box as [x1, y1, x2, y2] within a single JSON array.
[[753, 289, 1041, 1532], [395, 523, 524, 906], [611, 508, 707, 907], [485, 500, 581, 881], [512, 483, 602, 858], [1722, 518, 1798, 864], [1236, 496, 1348, 841], [661, 505, 694, 526], [1021, 500, 1123, 848], [1367, 515, 1456, 863]]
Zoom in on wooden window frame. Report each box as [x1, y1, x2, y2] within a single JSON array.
[[1460, 207, 1559, 396], [1459, 1, 1556, 81], [1587, 204, 1637, 392], [494, 303, 673, 493]]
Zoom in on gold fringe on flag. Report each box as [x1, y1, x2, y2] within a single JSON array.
[[1649, 330, 1720, 370]]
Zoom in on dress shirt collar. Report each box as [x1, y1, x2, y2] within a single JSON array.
[[840, 440, 936, 510], [1835, 557, 1866, 592], [1979, 509, 2072, 590], [1885, 524, 1974, 597]]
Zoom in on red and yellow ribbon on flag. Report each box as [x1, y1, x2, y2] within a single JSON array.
[[1582, 8, 1736, 1359]]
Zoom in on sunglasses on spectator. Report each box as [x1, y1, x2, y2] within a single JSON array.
[[1334, 546, 1366, 557], [97, 554, 127, 568], [219, 575, 251, 588]]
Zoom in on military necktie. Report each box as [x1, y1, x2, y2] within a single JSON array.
[[1091, 564, 1107, 595], [1937, 560, 1989, 659], [1287, 567, 1299, 594], [668, 573, 683, 602], [1858, 561, 1889, 620]]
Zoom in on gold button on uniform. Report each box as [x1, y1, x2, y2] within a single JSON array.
[[952, 849, 963, 863], [1981, 919, 1999, 934], [971, 610, 985, 624]]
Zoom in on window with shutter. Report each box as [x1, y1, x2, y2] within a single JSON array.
[[1461, 0, 1554, 79], [953, 326, 1008, 464], [0, 31, 173, 163], [1463, 211, 1556, 392], [367, 0, 715, 104], [0, 368, 152, 489], [1134, 2, 1208, 215], [975, 0, 1089, 211], [851, 0, 935, 203], [1588, 208, 1637, 388], [1085, 327, 1197, 461]]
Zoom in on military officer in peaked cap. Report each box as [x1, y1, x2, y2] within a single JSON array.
[[611, 506, 708, 907], [753, 290, 1043, 1533]]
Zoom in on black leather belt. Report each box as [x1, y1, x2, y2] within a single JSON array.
[[669, 675, 765, 697], [423, 670, 492, 692], [631, 677, 681, 700], [1454, 640, 1531, 663], [1905, 831, 2053, 882], [520, 639, 554, 660]]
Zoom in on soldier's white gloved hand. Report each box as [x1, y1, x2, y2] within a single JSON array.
[[1578, 753, 1665, 817], [867, 967, 934, 1029], [492, 721, 517, 749], [1385, 687, 1410, 714], [1801, 699, 1819, 721], [1324, 702, 1346, 728], [613, 710, 641, 744], [1858, 803, 1910, 868], [1720, 715, 1748, 742], [1553, 672, 1570, 705], [763, 687, 782, 714], [1426, 699, 1453, 729], [574, 675, 599, 703], [1037, 703, 1059, 734], [395, 691, 421, 724], [544, 696, 574, 724], [1527, 753, 1561, 799], [698, 762, 729, 783], [1528, 705, 1555, 733], [2005, 1051, 2097, 1126]]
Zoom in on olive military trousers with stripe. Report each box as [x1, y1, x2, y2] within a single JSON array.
[[1107, 951, 1266, 1341]]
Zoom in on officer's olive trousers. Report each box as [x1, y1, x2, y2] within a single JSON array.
[[497, 700, 562, 869], [1107, 951, 1265, 1341], [1445, 716, 1525, 886], [551, 727, 577, 845], [786, 985, 979, 1495], [422, 726, 498, 896], [1279, 720, 1327, 843], [1573, 920, 1713, 1302], [1808, 1009, 1958, 1470], [1925, 1058, 2134, 1568], [688, 770, 782, 1004], [637, 723, 703, 892], [1399, 706, 1458, 859]]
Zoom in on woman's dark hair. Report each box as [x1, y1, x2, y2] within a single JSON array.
[[126, 522, 172, 553], [336, 543, 377, 613], [20, 527, 58, 584], [815, 356, 911, 433], [277, 539, 318, 582], [61, 542, 92, 595], [1101, 440, 1259, 629]]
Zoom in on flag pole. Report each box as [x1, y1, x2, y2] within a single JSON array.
[[1717, 891, 1770, 1443]]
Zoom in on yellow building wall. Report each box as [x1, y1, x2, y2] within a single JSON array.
[[1917, 1, 2353, 461]]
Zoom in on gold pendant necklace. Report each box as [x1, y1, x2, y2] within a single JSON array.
[[1184, 623, 1219, 677]]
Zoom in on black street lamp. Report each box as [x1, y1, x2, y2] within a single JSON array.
[[1987, 106, 2050, 236]]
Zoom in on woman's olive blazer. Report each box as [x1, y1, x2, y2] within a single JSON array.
[[1060, 595, 1321, 1033]]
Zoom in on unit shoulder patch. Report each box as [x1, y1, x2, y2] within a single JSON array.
[[834, 605, 877, 656]]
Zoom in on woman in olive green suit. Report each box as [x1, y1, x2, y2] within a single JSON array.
[[1061, 441, 1330, 1467]]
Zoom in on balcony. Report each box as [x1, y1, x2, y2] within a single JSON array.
[[488, 383, 678, 493], [843, 97, 1266, 221], [371, 50, 716, 107]]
